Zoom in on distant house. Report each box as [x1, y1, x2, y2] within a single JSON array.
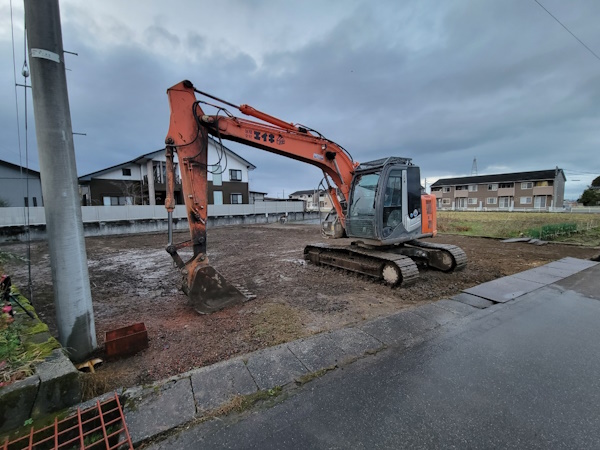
[[78, 138, 256, 206], [430, 168, 566, 211], [289, 189, 335, 211], [249, 191, 267, 204], [0, 159, 43, 207]]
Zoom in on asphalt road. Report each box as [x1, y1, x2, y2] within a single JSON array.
[[149, 265, 600, 449]]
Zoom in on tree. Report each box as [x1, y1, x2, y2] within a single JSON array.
[[592, 176, 600, 187], [109, 181, 143, 205], [0, 197, 9, 207], [578, 187, 600, 206]]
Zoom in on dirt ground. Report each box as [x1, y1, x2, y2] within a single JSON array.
[[2, 223, 599, 396]]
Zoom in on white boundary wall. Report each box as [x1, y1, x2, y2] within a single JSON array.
[[0, 201, 304, 227]]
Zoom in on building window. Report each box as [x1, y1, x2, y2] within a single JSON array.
[[520, 197, 532, 204], [442, 187, 451, 193], [229, 169, 242, 181], [213, 191, 223, 205], [534, 196, 547, 208], [212, 165, 222, 186], [122, 168, 131, 176], [33, 197, 38, 207], [487, 197, 497, 205], [442, 198, 451, 205], [521, 182, 533, 189], [488, 184, 498, 191], [24, 197, 28, 207], [499, 197, 511, 208], [230, 193, 243, 204], [468, 198, 478, 205], [103, 196, 133, 206], [468, 185, 478, 192]]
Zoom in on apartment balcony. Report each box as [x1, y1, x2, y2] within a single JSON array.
[[533, 186, 553, 196], [432, 190, 443, 198], [454, 190, 468, 198], [497, 187, 515, 197]]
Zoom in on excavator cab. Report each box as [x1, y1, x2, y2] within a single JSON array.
[[345, 158, 428, 245]]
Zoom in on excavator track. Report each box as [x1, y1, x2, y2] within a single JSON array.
[[404, 240, 468, 272], [304, 243, 420, 287]]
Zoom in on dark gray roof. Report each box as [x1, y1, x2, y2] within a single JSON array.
[[289, 189, 325, 197], [431, 169, 565, 187], [0, 159, 40, 176]]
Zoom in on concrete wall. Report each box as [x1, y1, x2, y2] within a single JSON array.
[[0, 201, 312, 242], [0, 202, 304, 227], [0, 210, 319, 243]]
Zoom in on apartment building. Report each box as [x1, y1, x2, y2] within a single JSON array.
[[430, 168, 566, 211]]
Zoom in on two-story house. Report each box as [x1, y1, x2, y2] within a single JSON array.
[[78, 138, 256, 206], [289, 189, 335, 211], [430, 168, 566, 211]]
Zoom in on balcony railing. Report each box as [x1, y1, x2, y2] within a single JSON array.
[[143, 175, 181, 185]]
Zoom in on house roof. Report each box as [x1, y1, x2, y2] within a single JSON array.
[[0, 159, 40, 177], [289, 189, 326, 197], [78, 137, 256, 181], [430, 169, 566, 188]]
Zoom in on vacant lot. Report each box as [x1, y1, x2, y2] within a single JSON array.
[[1, 220, 598, 396], [438, 211, 600, 245]]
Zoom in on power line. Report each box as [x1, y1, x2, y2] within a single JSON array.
[[532, 0, 600, 63], [563, 169, 599, 175]]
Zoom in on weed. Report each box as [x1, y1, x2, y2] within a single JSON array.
[[296, 368, 332, 385], [208, 386, 283, 418]]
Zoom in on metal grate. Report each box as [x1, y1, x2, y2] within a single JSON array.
[[2, 393, 133, 450]]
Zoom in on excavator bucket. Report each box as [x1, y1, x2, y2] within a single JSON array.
[[186, 263, 253, 314]]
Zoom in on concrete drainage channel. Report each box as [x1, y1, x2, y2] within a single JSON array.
[[1, 257, 597, 446]]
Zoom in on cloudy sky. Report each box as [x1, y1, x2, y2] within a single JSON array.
[[1, 0, 599, 199]]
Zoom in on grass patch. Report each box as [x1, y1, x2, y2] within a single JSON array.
[[209, 386, 283, 417], [1, 288, 60, 386], [438, 211, 600, 244], [249, 303, 305, 345]]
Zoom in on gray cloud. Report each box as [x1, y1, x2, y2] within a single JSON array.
[[1, 0, 599, 200]]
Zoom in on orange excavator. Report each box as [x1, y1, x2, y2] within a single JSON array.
[[164, 80, 466, 314]]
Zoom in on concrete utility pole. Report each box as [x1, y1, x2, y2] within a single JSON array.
[[24, 0, 96, 360]]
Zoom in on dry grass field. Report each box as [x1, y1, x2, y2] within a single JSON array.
[[437, 211, 600, 245]]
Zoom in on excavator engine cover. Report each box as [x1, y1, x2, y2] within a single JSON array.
[[186, 264, 250, 314]]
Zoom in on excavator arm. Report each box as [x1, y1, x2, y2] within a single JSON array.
[[164, 80, 357, 313]]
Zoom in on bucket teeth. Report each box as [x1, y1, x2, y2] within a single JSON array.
[[233, 284, 256, 301], [187, 265, 255, 314]]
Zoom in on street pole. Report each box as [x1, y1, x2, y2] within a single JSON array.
[[24, 0, 96, 360]]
